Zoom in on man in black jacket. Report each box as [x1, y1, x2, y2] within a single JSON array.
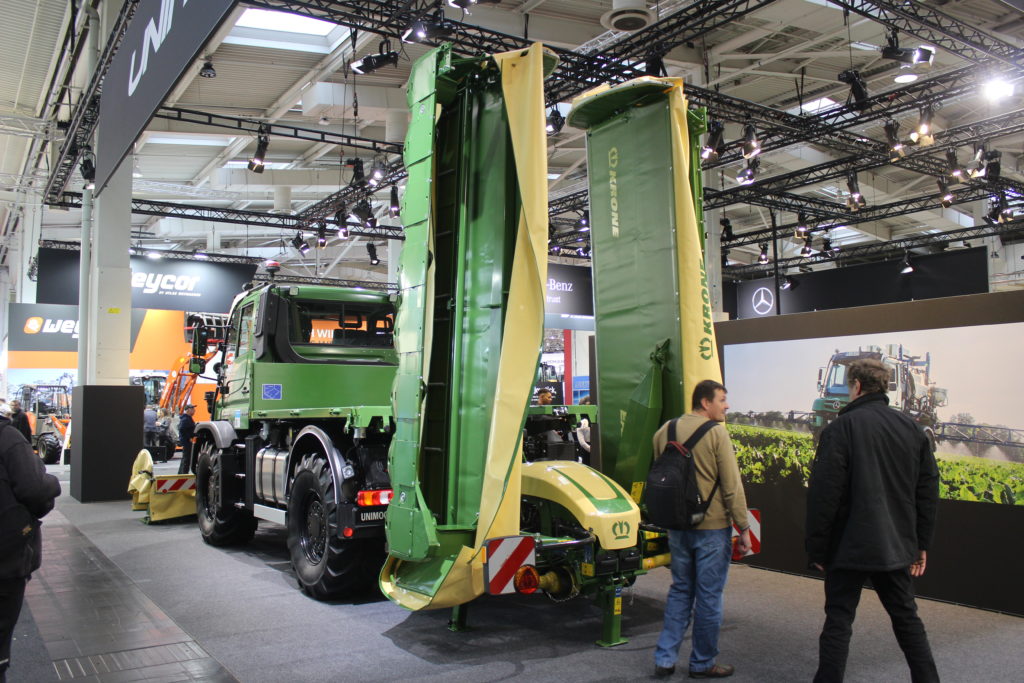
[[806, 359, 939, 683], [177, 405, 197, 474], [0, 409, 61, 683], [8, 401, 31, 444]]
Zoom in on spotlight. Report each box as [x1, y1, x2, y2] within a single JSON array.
[[389, 185, 401, 218], [946, 149, 963, 182], [546, 107, 565, 134], [800, 238, 813, 257], [292, 231, 310, 255], [720, 217, 734, 241], [576, 244, 591, 257], [737, 158, 759, 185], [757, 243, 769, 264], [192, 249, 209, 260], [936, 179, 954, 208], [794, 212, 809, 239], [146, 251, 163, 260], [79, 154, 96, 189], [838, 69, 870, 111], [984, 150, 1002, 181], [575, 210, 590, 231], [350, 199, 374, 226], [199, 61, 217, 78], [348, 158, 365, 185], [883, 120, 904, 161], [368, 157, 387, 187], [845, 172, 866, 211], [335, 207, 350, 238], [988, 193, 1013, 224], [821, 237, 836, 255], [248, 129, 269, 173], [401, 12, 453, 43], [338, 223, 350, 239], [909, 106, 934, 146], [722, 248, 731, 267], [881, 37, 934, 66], [551, 244, 562, 256], [741, 122, 761, 159], [781, 275, 799, 290], [900, 253, 914, 274], [982, 77, 1015, 102], [966, 146, 986, 179], [367, 243, 380, 265], [701, 121, 725, 162], [316, 224, 328, 249], [351, 40, 399, 75]]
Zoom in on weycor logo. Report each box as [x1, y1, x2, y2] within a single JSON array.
[[127, 0, 190, 97], [132, 271, 201, 296], [23, 316, 79, 339]]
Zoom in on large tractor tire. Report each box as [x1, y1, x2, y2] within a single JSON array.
[[37, 433, 62, 465], [196, 441, 257, 546], [287, 453, 385, 600]]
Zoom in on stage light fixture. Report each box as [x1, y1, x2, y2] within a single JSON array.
[[367, 243, 380, 265], [757, 243, 769, 264], [821, 237, 837, 256], [368, 157, 387, 187], [192, 249, 209, 260], [701, 121, 725, 162], [389, 185, 401, 218], [348, 158, 365, 185], [966, 146, 987, 179], [984, 150, 1002, 181], [292, 231, 310, 255], [335, 207, 350, 238], [781, 275, 799, 291], [741, 122, 761, 159], [350, 199, 374, 226], [989, 193, 1013, 224], [909, 106, 934, 146], [883, 120, 904, 161], [737, 158, 759, 185], [881, 30, 934, 67], [838, 69, 870, 111], [79, 154, 96, 190], [936, 179, 954, 208], [550, 243, 562, 256], [722, 248, 731, 267], [316, 224, 328, 249], [795, 212, 810, 239], [351, 40, 399, 75], [546, 107, 565, 134], [982, 77, 1015, 103], [575, 211, 590, 231], [800, 238, 813, 257], [845, 172, 866, 211], [720, 216, 734, 241], [248, 129, 269, 173], [199, 61, 217, 78], [401, 12, 453, 43], [900, 252, 914, 274], [946, 149, 963, 182]]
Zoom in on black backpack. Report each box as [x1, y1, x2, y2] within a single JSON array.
[[644, 419, 720, 530]]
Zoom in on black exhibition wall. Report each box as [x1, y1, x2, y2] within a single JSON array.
[[723, 246, 989, 319], [716, 289, 1024, 616]]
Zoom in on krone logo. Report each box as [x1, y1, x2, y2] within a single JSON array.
[[608, 147, 619, 168], [699, 337, 713, 361], [751, 287, 774, 316], [24, 317, 43, 334], [612, 520, 631, 540]]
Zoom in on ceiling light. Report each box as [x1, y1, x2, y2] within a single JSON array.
[[389, 185, 401, 218], [575, 210, 589, 231], [192, 249, 209, 260], [401, 12, 453, 43], [821, 237, 836, 255], [546, 107, 565, 134], [368, 157, 387, 187], [838, 69, 870, 111], [316, 224, 328, 249], [883, 120, 904, 161], [946, 149, 963, 182], [351, 40, 399, 75], [701, 121, 724, 162], [893, 71, 919, 84], [199, 61, 217, 78], [781, 275, 799, 290], [292, 231, 310, 255], [350, 199, 374, 226], [845, 172, 866, 211], [741, 122, 760, 159], [737, 158, 759, 185], [720, 216, 734, 241], [794, 212, 809, 238], [982, 77, 1015, 103], [146, 251, 163, 260], [800, 238, 813, 257], [936, 179, 954, 208], [966, 146, 986, 179], [909, 106, 934, 146], [983, 150, 1002, 181], [757, 243, 769, 264], [79, 153, 96, 189], [988, 193, 1013, 224], [248, 129, 269, 173], [367, 243, 380, 265], [550, 244, 562, 256], [900, 252, 914, 274]]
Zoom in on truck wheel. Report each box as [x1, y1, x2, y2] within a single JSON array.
[[196, 441, 257, 546], [38, 433, 62, 465], [287, 453, 384, 600]]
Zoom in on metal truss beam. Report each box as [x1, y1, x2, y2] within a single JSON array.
[[297, 160, 405, 221], [51, 192, 406, 240], [153, 106, 402, 155], [724, 216, 1024, 277], [252, 272, 395, 290], [0, 114, 55, 141], [548, 189, 589, 216]]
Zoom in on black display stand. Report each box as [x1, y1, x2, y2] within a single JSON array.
[[71, 385, 145, 502]]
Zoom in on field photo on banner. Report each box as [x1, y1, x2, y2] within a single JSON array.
[[724, 322, 1024, 506]]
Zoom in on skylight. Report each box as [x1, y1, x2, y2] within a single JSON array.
[[236, 9, 336, 36]]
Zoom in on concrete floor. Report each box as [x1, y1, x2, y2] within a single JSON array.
[[8, 462, 1023, 682]]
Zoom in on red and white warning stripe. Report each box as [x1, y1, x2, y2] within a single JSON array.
[[732, 508, 762, 560], [155, 475, 197, 494], [484, 536, 536, 595]]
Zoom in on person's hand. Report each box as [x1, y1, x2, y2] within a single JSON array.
[[736, 528, 751, 554], [910, 550, 927, 577]]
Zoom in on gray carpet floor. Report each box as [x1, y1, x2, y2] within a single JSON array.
[[9, 463, 1023, 682]]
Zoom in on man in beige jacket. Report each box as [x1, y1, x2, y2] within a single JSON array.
[[653, 379, 750, 679]]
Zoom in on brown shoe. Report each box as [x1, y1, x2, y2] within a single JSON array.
[[688, 664, 734, 678]]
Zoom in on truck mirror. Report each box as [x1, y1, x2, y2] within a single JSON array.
[[191, 324, 210, 357], [189, 359, 207, 375]]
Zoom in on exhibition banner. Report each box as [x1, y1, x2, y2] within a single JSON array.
[[9, 303, 147, 353], [94, 0, 236, 194], [36, 248, 256, 313], [545, 263, 593, 316]]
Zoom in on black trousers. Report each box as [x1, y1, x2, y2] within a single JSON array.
[[177, 440, 194, 474], [0, 577, 27, 683], [815, 567, 939, 683]]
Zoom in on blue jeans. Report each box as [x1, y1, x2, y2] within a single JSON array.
[[654, 527, 733, 672]]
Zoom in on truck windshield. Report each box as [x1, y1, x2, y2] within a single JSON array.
[[289, 299, 395, 349], [824, 363, 850, 396]]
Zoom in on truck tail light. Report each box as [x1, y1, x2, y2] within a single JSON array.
[[513, 565, 540, 594], [356, 489, 392, 507]]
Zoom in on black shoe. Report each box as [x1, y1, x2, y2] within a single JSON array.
[[655, 664, 675, 677], [689, 664, 734, 678]]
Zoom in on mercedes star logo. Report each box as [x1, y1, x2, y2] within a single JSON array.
[[752, 287, 774, 315]]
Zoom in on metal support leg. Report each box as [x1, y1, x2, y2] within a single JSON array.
[[595, 582, 627, 647], [448, 603, 470, 632]]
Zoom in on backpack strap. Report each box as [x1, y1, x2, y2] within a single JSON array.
[[668, 418, 679, 444], [682, 419, 721, 507]]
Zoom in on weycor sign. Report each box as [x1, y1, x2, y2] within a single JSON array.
[[95, 0, 236, 194], [9, 304, 146, 353]]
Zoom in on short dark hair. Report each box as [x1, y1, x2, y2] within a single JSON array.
[[537, 388, 552, 396], [847, 359, 889, 394], [691, 379, 726, 411]]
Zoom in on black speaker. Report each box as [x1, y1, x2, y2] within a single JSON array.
[[71, 385, 145, 502]]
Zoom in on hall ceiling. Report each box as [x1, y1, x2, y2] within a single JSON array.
[[0, 0, 1022, 289]]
